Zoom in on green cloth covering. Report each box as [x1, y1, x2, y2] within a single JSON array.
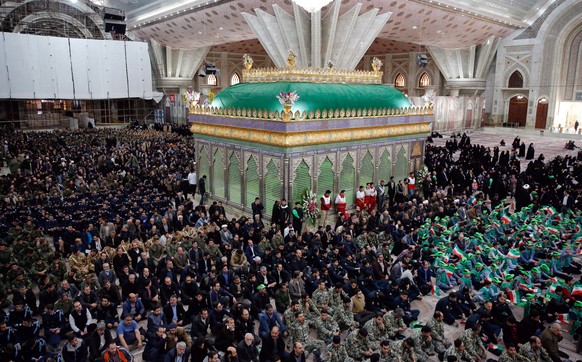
[[211, 82, 412, 113]]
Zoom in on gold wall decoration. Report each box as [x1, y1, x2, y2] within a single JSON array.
[[187, 104, 433, 120], [190, 122, 432, 148], [242, 66, 383, 84]]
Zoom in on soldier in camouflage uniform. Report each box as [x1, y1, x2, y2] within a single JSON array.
[[519, 336, 552, 362], [314, 308, 340, 343], [283, 300, 302, 328], [0, 241, 13, 275], [376, 340, 398, 362], [301, 294, 321, 322], [345, 328, 375, 360], [325, 335, 354, 362], [460, 324, 487, 361], [355, 232, 370, 250], [426, 311, 449, 353], [148, 236, 165, 264], [391, 337, 417, 362], [382, 308, 407, 338], [329, 283, 350, 310], [334, 297, 358, 331], [498, 344, 529, 362], [444, 339, 476, 362], [287, 312, 325, 360], [30, 258, 50, 284], [363, 313, 390, 349], [312, 281, 332, 312], [410, 326, 438, 361]]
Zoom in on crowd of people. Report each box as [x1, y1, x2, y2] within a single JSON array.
[[0, 127, 580, 362]]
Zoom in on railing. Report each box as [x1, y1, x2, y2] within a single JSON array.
[[242, 66, 383, 84], [187, 104, 433, 121]]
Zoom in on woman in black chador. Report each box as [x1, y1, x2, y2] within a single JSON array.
[[526, 143, 535, 160], [518, 141, 526, 157]]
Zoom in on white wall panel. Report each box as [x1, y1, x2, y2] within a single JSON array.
[[126, 42, 146, 98], [0, 33, 10, 98], [5, 33, 37, 98], [0, 33, 154, 100], [86, 39, 107, 99], [49, 37, 75, 99], [70, 39, 91, 99], [36, 36, 57, 99], [103, 41, 129, 98]]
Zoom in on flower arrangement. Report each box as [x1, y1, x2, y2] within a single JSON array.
[[276, 90, 300, 106], [182, 89, 200, 104], [417, 165, 429, 179], [302, 190, 321, 224], [242, 54, 253, 65], [421, 91, 436, 107], [288, 49, 297, 61], [372, 57, 383, 71], [327, 60, 335, 69]]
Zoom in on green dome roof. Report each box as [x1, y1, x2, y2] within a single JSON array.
[[211, 81, 411, 113]]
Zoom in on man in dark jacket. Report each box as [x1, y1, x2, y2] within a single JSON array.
[[237, 333, 259, 362], [259, 326, 288, 362], [165, 341, 190, 362], [88, 322, 113, 361]]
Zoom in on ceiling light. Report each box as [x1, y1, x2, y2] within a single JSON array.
[[412, 26, 418, 29], [292, 0, 333, 13]]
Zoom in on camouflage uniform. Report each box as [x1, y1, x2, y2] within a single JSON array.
[[314, 315, 340, 342], [376, 348, 399, 362], [68, 251, 91, 275], [283, 306, 300, 329], [302, 298, 321, 322], [444, 345, 475, 362], [334, 303, 357, 331], [498, 350, 529, 362], [329, 288, 349, 310], [325, 343, 355, 362], [148, 241, 165, 263], [345, 329, 375, 360], [382, 311, 406, 338], [519, 342, 552, 362], [410, 329, 436, 360], [288, 318, 325, 356], [460, 329, 486, 360], [425, 317, 447, 353], [312, 288, 332, 311], [391, 340, 416, 362], [363, 318, 390, 349]]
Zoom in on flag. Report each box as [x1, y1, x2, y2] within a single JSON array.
[[573, 286, 582, 297], [507, 249, 521, 259], [576, 225, 581, 233], [453, 246, 466, 260], [520, 284, 539, 293], [545, 206, 556, 216], [557, 313, 570, 324], [549, 284, 557, 293], [475, 245, 483, 252], [545, 227, 559, 234], [431, 285, 442, 296], [444, 266, 455, 277], [501, 215, 511, 224], [507, 290, 519, 304]]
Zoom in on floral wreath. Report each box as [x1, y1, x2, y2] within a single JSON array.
[[302, 190, 321, 224]]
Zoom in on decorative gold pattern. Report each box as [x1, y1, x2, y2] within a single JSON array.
[[411, 142, 422, 157], [190, 122, 432, 148], [242, 67, 383, 84], [188, 104, 433, 120]]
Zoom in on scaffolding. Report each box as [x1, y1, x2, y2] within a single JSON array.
[[0, 1, 161, 129]]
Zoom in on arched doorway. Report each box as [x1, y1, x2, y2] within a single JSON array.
[[508, 96, 528, 127], [535, 98, 548, 129]]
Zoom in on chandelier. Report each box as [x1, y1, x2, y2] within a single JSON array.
[[292, 0, 333, 13]]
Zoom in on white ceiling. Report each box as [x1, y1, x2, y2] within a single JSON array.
[[100, 0, 553, 54]]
